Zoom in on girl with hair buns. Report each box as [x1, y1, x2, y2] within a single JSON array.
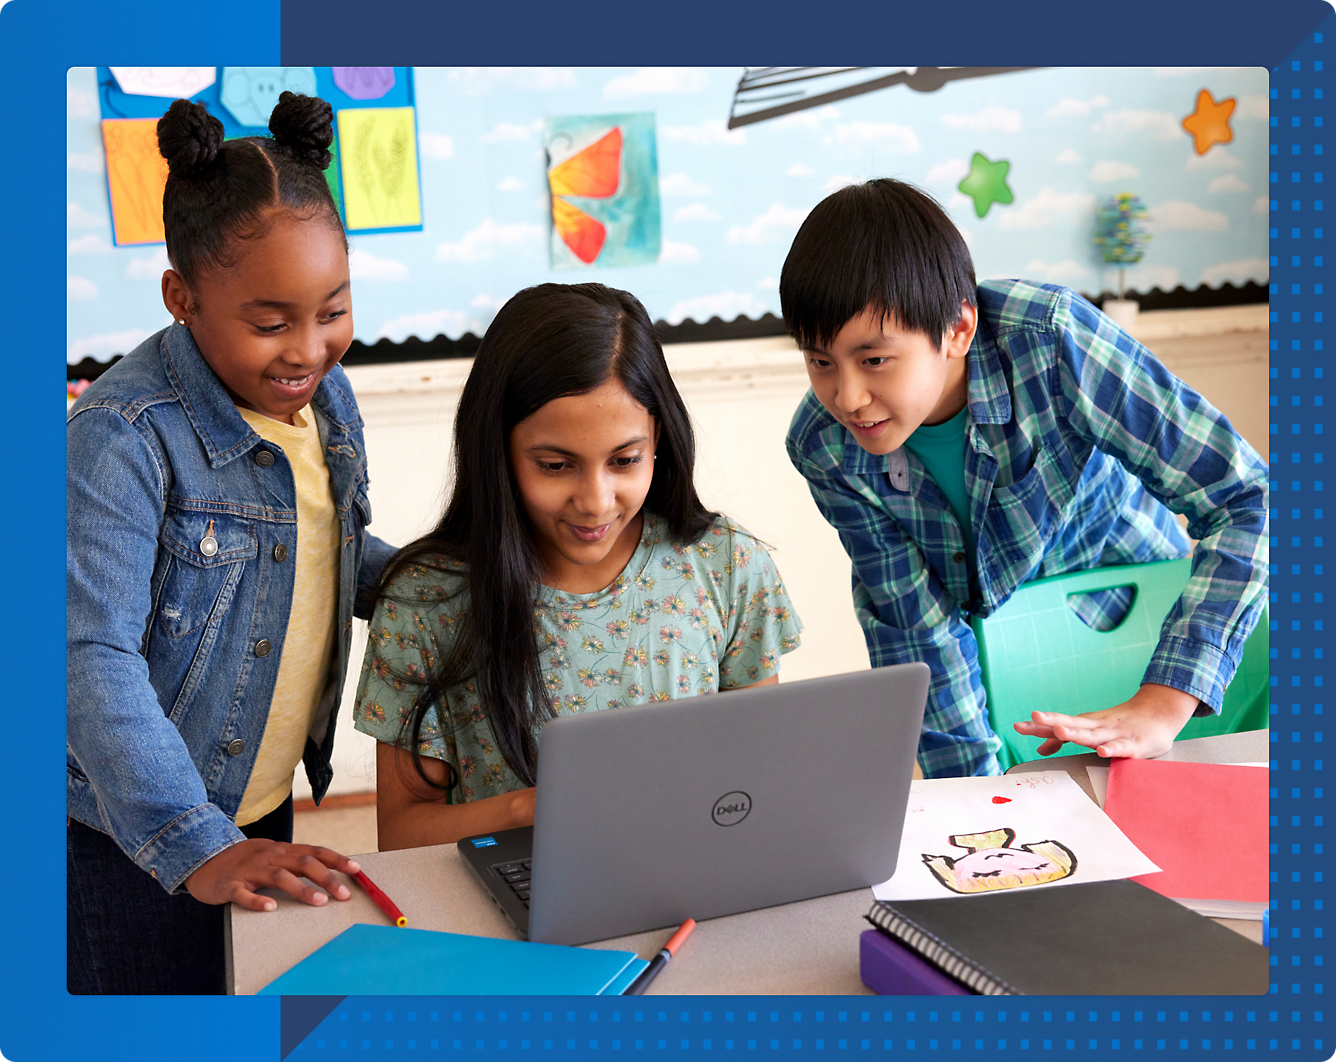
[[66, 92, 395, 994]]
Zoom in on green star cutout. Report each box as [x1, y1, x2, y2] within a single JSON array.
[[957, 152, 1014, 218]]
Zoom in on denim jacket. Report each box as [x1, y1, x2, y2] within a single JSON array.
[[67, 324, 396, 893]]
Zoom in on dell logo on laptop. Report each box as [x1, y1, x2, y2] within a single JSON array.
[[712, 791, 752, 826]]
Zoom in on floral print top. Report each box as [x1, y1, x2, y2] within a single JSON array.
[[353, 511, 803, 802]]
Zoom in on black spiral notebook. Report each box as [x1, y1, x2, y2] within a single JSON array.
[[866, 879, 1269, 996]]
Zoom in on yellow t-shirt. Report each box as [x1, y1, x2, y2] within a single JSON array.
[[235, 405, 341, 826]]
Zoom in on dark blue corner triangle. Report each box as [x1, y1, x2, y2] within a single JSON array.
[[280, 996, 346, 1059]]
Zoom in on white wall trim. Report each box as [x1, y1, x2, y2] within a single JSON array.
[[342, 305, 1266, 427]]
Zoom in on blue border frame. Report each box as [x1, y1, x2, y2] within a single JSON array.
[[6, 0, 1326, 1058]]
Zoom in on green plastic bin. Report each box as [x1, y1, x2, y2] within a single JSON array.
[[969, 558, 1269, 771]]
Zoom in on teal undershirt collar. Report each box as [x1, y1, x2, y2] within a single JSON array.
[[903, 404, 975, 560]]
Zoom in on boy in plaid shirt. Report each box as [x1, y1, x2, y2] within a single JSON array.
[[783, 179, 1268, 777]]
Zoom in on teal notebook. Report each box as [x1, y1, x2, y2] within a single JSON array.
[[258, 924, 650, 996]]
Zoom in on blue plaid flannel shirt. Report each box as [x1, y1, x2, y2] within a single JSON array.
[[786, 280, 1269, 778]]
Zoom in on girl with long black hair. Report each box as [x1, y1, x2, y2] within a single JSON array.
[[354, 283, 803, 849]]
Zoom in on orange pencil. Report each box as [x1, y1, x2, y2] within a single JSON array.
[[353, 869, 407, 927]]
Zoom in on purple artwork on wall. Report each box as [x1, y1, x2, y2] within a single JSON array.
[[333, 67, 395, 101]]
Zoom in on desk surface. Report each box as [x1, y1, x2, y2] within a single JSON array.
[[227, 844, 874, 996], [228, 728, 1268, 995]]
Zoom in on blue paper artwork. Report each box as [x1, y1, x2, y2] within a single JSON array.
[[332, 67, 395, 101], [545, 112, 661, 270], [220, 67, 318, 128]]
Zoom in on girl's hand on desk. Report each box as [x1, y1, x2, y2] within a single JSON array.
[[185, 839, 361, 911], [1013, 683, 1201, 760]]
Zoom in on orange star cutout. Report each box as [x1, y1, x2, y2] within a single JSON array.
[[1182, 89, 1236, 155]]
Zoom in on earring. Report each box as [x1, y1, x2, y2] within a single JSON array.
[[177, 319, 187, 326]]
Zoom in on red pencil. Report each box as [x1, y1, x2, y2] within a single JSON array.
[[352, 869, 407, 927]]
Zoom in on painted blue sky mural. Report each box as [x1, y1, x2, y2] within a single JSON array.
[[67, 65, 1268, 364]]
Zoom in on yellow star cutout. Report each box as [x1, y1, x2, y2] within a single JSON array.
[[1181, 89, 1236, 155]]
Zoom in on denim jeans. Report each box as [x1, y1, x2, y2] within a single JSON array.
[[67, 797, 293, 995]]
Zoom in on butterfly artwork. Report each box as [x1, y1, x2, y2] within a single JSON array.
[[549, 127, 621, 264], [545, 113, 661, 270]]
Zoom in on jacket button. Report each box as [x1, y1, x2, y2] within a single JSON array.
[[255, 639, 273, 657], [254, 450, 276, 468], [953, 552, 966, 563], [226, 738, 246, 756], [273, 543, 288, 562]]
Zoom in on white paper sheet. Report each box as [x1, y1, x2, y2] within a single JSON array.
[[109, 68, 217, 99], [1086, 766, 1110, 807], [873, 772, 1161, 901]]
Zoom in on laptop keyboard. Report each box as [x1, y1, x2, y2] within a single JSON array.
[[493, 859, 533, 908]]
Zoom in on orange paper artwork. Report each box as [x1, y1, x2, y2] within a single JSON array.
[[101, 118, 169, 245], [547, 127, 622, 264]]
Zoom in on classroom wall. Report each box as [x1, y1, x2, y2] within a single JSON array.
[[298, 304, 1267, 799], [68, 65, 1268, 366], [61, 65, 1270, 800]]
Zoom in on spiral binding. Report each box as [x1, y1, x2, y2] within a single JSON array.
[[865, 901, 1020, 996]]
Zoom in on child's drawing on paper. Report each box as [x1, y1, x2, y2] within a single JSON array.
[[101, 118, 169, 246], [545, 112, 660, 269], [336, 106, 422, 231], [219, 67, 318, 128], [874, 773, 1156, 903], [922, 827, 1076, 895]]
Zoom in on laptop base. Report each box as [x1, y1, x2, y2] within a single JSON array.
[[458, 826, 534, 938]]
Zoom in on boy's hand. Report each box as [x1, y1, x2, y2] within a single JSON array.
[[185, 838, 361, 911], [1013, 683, 1201, 760]]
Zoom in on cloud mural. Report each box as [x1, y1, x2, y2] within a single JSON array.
[[67, 65, 1268, 362]]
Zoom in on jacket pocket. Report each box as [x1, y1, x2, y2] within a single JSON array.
[[156, 510, 257, 638], [987, 448, 1076, 560]]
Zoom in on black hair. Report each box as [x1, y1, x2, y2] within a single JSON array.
[[157, 91, 345, 288], [779, 178, 977, 352], [379, 283, 718, 792]]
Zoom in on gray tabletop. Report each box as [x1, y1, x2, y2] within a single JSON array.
[[226, 842, 874, 996], [228, 728, 1268, 994]]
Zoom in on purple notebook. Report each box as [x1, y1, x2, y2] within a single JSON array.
[[859, 929, 970, 996]]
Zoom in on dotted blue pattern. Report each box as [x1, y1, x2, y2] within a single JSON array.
[[278, 29, 1332, 1061], [285, 1000, 1325, 1058], [1261, 17, 1331, 1060]]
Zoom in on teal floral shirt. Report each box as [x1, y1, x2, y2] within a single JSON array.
[[353, 512, 803, 802]]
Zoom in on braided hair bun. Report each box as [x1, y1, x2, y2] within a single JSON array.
[[268, 91, 335, 171], [160, 91, 345, 285], [157, 99, 224, 178]]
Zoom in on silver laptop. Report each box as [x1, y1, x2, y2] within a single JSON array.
[[459, 663, 929, 946]]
